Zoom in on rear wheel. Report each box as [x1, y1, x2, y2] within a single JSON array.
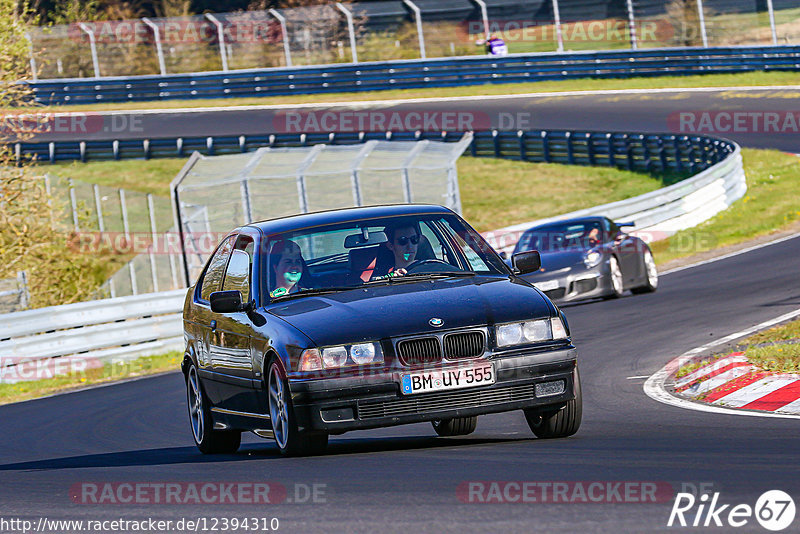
[[631, 249, 658, 294], [186, 363, 241, 454], [267, 359, 328, 456], [432, 416, 478, 437], [603, 256, 624, 299], [524, 367, 582, 439]]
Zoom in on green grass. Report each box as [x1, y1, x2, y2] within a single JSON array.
[[650, 149, 800, 264], [18, 71, 800, 113], [48, 158, 187, 196], [744, 343, 800, 374], [0, 351, 181, 406], [458, 156, 672, 232], [740, 318, 800, 374]]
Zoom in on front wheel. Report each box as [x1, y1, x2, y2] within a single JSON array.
[[432, 416, 478, 436], [603, 256, 624, 299], [267, 359, 328, 456], [524, 367, 582, 439], [186, 363, 241, 454], [631, 249, 658, 294]]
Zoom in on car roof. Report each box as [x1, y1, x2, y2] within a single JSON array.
[[244, 204, 454, 235], [524, 216, 606, 233]]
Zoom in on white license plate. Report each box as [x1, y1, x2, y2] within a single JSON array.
[[534, 279, 560, 291], [400, 363, 495, 395]]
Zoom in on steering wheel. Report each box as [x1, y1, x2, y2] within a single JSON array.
[[405, 259, 454, 273]]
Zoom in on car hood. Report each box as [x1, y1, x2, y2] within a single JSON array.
[[265, 276, 552, 347], [529, 249, 588, 276]]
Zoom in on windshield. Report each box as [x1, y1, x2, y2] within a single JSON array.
[[265, 214, 508, 299], [514, 221, 603, 254]]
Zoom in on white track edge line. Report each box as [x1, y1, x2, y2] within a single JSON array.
[[644, 307, 800, 420], [660, 231, 800, 276], [20, 85, 800, 117]]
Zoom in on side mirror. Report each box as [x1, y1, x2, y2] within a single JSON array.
[[210, 290, 249, 313], [511, 250, 541, 274]]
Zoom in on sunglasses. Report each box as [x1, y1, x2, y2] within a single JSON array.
[[395, 235, 420, 246]]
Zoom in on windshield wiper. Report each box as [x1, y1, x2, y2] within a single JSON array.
[[363, 272, 477, 285], [271, 286, 357, 302]]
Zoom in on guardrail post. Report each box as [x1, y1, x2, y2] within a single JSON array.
[[93, 184, 105, 232], [673, 136, 683, 172], [78, 23, 101, 78], [403, 0, 427, 59], [336, 3, 359, 63], [625, 0, 637, 50], [176, 137, 183, 157], [541, 131, 550, 162], [142, 18, 167, 76], [24, 32, 37, 82], [268, 9, 293, 67], [112, 140, 119, 160], [68, 178, 79, 231], [492, 130, 500, 157], [470, 0, 491, 39], [606, 133, 615, 166], [206, 137, 214, 155], [551, 0, 564, 53], [696, 0, 708, 48], [119, 189, 130, 243], [658, 138, 668, 172], [766, 0, 778, 45], [586, 133, 595, 165], [143, 139, 151, 159], [517, 130, 527, 161], [565, 131, 574, 164], [204, 13, 229, 72], [17, 271, 29, 310], [147, 194, 159, 293], [49, 142, 55, 164]]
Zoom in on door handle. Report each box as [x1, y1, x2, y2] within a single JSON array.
[[210, 320, 217, 331]]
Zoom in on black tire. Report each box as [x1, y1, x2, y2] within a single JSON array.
[[186, 362, 241, 454], [631, 249, 658, 294], [267, 358, 328, 457], [432, 416, 478, 436], [603, 256, 624, 299], [524, 367, 582, 439]]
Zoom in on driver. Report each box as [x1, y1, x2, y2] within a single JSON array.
[[372, 221, 421, 280], [269, 239, 307, 298]]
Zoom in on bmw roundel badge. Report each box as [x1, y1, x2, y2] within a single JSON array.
[[429, 317, 443, 327]]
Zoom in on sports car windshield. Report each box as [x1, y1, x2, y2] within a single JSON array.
[[265, 214, 508, 299], [514, 221, 603, 254]]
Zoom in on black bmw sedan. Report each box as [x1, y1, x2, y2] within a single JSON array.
[[182, 204, 580, 456], [511, 216, 658, 304]]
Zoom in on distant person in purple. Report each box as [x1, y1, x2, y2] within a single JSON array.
[[478, 34, 507, 56]]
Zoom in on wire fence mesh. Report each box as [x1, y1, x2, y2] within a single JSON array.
[[25, 1, 799, 80]]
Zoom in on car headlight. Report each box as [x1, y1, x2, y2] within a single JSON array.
[[300, 342, 384, 370], [496, 317, 569, 347], [584, 249, 602, 268]]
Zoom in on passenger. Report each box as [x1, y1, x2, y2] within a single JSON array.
[[373, 221, 422, 280], [269, 240, 307, 298]]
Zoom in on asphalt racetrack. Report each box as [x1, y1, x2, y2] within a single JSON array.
[[3, 87, 799, 533]]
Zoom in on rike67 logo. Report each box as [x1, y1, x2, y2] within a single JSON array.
[[668, 490, 796, 531]]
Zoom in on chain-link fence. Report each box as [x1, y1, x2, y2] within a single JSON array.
[[172, 137, 471, 283], [44, 174, 182, 299], [25, 0, 800, 81]]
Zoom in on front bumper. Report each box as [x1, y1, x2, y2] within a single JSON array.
[[522, 263, 612, 303], [288, 346, 577, 433]]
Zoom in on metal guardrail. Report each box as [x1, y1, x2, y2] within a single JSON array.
[[0, 289, 185, 384], [28, 44, 800, 105], [482, 143, 746, 253], [0, 272, 29, 314], [15, 129, 731, 173]]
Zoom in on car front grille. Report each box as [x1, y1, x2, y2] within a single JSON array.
[[544, 288, 566, 300], [356, 382, 537, 420], [443, 331, 484, 360], [396, 337, 441, 365]]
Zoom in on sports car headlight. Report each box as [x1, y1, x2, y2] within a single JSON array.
[[314, 342, 384, 369], [496, 317, 568, 347], [584, 249, 602, 268]]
